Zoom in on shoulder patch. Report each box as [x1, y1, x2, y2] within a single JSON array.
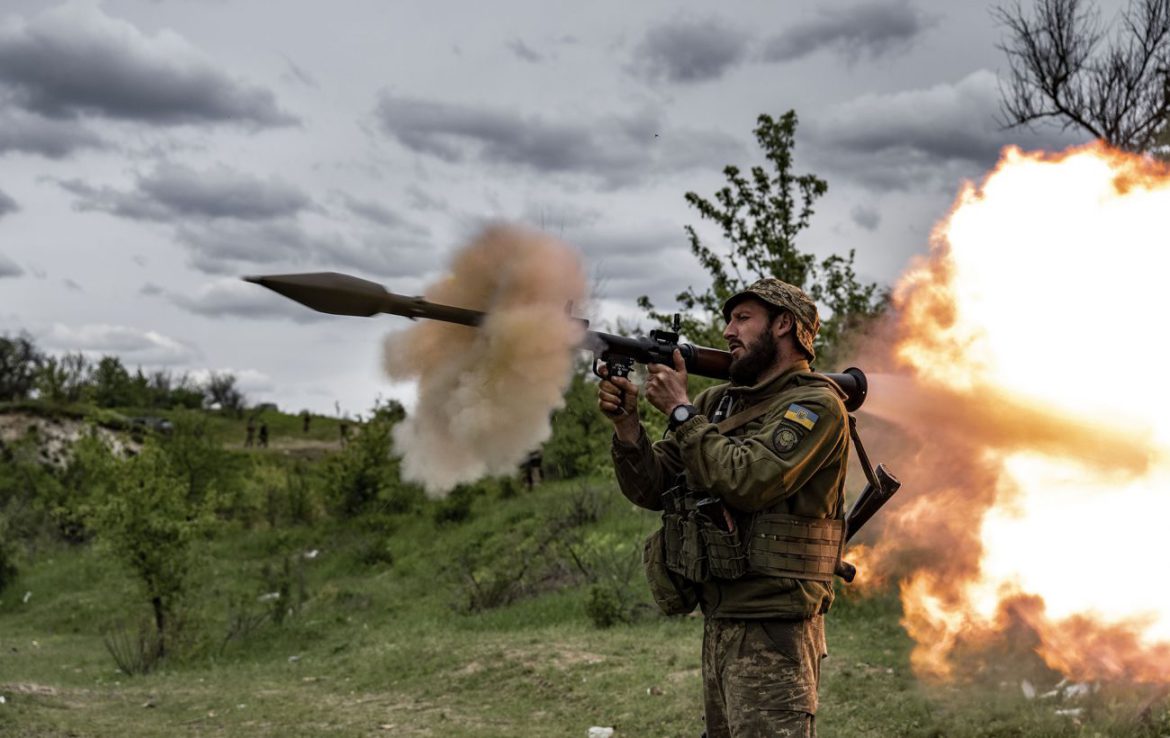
[[773, 425, 802, 453], [782, 403, 818, 431]]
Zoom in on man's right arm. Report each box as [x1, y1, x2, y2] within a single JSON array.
[[598, 373, 682, 511], [611, 422, 683, 510]]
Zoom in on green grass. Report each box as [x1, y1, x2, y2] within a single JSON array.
[[2, 475, 1169, 737]]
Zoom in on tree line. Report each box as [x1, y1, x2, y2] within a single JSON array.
[[0, 332, 245, 412]]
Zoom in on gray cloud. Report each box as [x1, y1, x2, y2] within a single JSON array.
[[851, 205, 881, 231], [763, 0, 934, 64], [808, 70, 1086, 189], [0, 252, 22, 278], [60, 162, 312, 222], [139, 282, 164, 296], [374, 94, 741, 188], [170, 277, 333, 323], [0, 109, 106, 158], [523, 200, 604, 232], [406, 186, 448, 213], [175, 219, 437, 279], [63, 278, 82, 291], [0, 188, 18, 218], [0, 3, 296, 127], [338, 192, 427, 234], [281, 58, 318, 88], [42, 322, 200, 365], [631, 19, 750, 84], [507, 39, 543, 63], [571, 226, 699, 305]]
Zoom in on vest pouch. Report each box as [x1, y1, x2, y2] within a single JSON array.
[[642, 526, 699, 616], [679, 513, 709, 583], [661, 512, 686, 575], [698, 513, 747, 580], [747, 513, 844, 583], [661, 483, 688, 575]]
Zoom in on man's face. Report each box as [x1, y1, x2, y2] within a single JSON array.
[[723, 299, 779, 386]]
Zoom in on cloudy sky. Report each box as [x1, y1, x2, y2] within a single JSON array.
[[0, 0, 1101, 416]]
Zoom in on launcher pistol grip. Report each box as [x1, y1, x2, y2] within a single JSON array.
[[593, 355, 635, 416]]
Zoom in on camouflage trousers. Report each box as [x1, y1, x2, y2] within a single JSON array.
[[701, 616, 827, 738]]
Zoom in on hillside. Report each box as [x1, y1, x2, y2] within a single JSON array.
[[0, 403, 1167, 737]]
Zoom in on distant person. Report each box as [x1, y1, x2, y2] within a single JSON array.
[[245, 417, 256, 448], [258, 422, 269, 448], [522, 449, 543, 490], [301, 410, 311, 433], [339, 421, 350, 447]]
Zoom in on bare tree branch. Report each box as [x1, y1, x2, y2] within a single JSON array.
[[996, 0, 1170, 152]]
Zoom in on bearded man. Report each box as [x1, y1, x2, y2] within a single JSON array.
[[598, 279, 850, 738]]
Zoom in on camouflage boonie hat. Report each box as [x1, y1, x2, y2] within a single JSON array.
[[721, 278, 821, 361]]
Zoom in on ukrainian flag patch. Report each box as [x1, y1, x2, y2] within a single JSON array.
[[783, 403, 818, 431]]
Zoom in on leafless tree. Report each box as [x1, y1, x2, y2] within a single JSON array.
[[996, 0, 1170, 152]]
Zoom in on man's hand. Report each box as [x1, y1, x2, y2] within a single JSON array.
[[645, 349, 691, 415], [597, 365, 641, 443]]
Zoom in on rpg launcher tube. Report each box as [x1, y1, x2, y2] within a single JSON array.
[[245, 272, 872, 413]]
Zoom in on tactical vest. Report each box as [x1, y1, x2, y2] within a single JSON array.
[[656, 384, 846, 588]]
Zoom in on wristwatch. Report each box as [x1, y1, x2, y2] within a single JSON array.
[[668, 403, 699, 431]]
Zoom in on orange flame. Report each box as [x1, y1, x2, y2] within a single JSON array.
[[855, 142, 1170, 683]]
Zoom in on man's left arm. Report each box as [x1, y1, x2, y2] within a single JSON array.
[[673, 394, 848, 513]]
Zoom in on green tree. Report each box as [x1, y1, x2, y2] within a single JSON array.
[[35, 352, 89, 404], [638, 111, 887, 369], [205, 371, 245, 415], [90, 444, 208, 660], [325, 400, 416, 516], [0, 332, 43, 401], [159, 410, 238, 507], [91, 355, 134, 407]]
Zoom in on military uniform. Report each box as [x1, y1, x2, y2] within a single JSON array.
[[610, 279, 849, 738]]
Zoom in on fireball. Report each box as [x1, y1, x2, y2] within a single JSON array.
[[860, 143, 1170, 683]]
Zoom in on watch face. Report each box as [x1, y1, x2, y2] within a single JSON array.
[[672, 405, 692, 424]]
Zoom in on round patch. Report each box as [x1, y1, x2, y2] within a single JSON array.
[[774, 426, 800, 453]]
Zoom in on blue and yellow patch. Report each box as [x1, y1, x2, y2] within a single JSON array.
[[783, 403, 819, 431]]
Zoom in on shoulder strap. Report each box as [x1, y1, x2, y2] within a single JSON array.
[[714, 397, 776, 435]]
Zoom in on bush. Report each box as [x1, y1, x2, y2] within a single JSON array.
[[432, 483, 479, 526], [324, 401, 408, 517], [44, 432, 116, 543], [161, 410, 240, 507], [90, 444, 209, 659], [585, 584, 626, 628]]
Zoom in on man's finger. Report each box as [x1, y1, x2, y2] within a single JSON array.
[[673, 349, 686, 373]]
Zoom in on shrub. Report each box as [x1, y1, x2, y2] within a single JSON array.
[[160, 410, 239, 507], [90, 444, 208, 659], [432, 483, 478, 526], [324, 400, 409, 517], [585, 584, 626, 629]]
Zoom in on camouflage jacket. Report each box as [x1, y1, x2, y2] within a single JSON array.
[[612, 360, 850, 619]]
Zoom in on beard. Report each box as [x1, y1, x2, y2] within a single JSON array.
[[728, 330, 778, 386]]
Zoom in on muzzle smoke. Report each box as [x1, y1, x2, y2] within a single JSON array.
[[382, 224, 587, 496]]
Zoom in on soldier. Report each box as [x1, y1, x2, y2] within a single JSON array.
[[245, 417, 256, 448], [258, 422, 269, 449], [598, 279, 849, 738]]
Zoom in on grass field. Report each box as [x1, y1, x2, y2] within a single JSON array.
[[2, 471, 1168, 737]]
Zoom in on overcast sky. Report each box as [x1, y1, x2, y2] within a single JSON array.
[[0, 0, 1102, 416]]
